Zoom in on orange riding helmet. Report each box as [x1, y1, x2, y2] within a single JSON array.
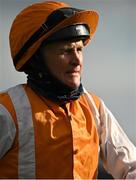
[[9, 1, 99, 71]]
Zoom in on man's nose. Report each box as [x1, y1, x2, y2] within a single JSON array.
[[71, 49, 82, 65]]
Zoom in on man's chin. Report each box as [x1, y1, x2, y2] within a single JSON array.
[[65, 81, 80, 90]]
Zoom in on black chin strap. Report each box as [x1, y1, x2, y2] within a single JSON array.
[[28, 79, 83, 104], [27, 71, 83, 104]]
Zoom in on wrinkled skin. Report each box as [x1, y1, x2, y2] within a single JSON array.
[[41, 40, 84, 89]]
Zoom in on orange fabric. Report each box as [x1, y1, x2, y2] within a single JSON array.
[[10, 1, 69, 70], [0, 85, 100, 179], [9, 1, 99, 71], [25, 85, 99, 179]]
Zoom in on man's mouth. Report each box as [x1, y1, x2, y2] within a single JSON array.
[[66, 67, 81, 74], [66, 70, 80, 76]]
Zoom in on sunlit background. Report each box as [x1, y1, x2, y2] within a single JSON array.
[[0, 0, 136, 145]]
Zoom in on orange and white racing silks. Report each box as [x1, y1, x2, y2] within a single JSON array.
[[0, 84, 136, 179], [0, 84, 99, 179]]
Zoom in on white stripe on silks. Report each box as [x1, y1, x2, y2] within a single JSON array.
[[0, 104, 16, 158], [8, 84, 36, 179]]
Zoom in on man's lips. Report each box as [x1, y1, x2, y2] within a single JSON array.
[[66, 70, 80, 73], [66, 68, 81, 74], [65, 71, 80, 78], [66, 71, 80, 76]]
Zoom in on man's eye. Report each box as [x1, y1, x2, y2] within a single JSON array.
[[59, 47, 83, 55], [77, 47, 83, 52], [65, 48, 73, 53], [59, 48, 72, 54]]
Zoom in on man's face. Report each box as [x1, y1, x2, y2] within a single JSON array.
[[41, 40, 84, 89]]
